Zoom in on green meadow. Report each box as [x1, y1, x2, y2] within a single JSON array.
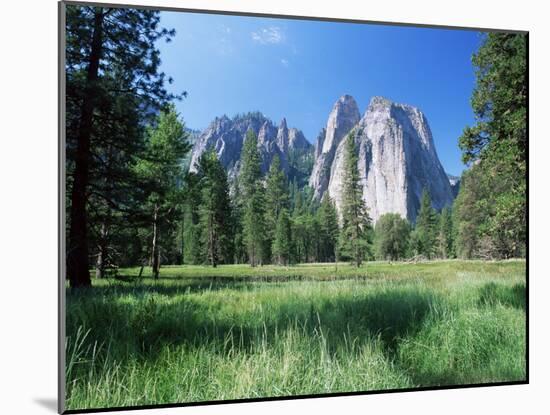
[[65, 260, 526, 410]]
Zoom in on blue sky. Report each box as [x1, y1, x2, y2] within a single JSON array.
[[157, 11, 483, 175]]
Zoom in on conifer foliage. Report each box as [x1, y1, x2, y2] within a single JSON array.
[[338, 132, 372, 267], [196, 150, 233, 267], [240, 130, 267, 266]]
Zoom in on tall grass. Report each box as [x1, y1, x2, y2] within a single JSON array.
[[65, 260, 526, 410]]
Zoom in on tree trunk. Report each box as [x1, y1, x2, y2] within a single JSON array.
[[95, 223, 107, 278], [355, 221, 361, 268], [209, 214, 216, 267], [250, 244, 256, 267], [67, 9, 104, 288], [335, 246, 339, 273], [95, 250, 103, 279], [151, 205, 160, 279], [180, 218, 185, 265]]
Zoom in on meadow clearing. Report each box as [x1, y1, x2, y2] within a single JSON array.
[[65, 260, 526, 410]]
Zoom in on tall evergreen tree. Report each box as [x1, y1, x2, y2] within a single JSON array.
[[264, 155, 289, 262], [437, 207, 455, 259], [453, 166, 487, 258], [240, 130, 266, 266], [339, 132, 372, 267], [181, 172, 201, 264], [415, 189, 438, 259], [272, 209, 293, 265], [134, 105, 190, 279], [230, 177, 247, 264], [196, 150, 233, 267], [292, 212, 315, 263], [457, 33, 527, 258], [65, 5, 182, 287], [374, 213, 411, 261], [316, 194, 339, 262]]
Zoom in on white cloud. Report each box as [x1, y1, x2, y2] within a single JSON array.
[[213, 25, 233, 56], [251, 26, 285, 44], [280, 58, 289, 67]]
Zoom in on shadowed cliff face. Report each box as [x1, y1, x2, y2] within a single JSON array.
[[317, 95, 454, 223], [189, 113, 313, 183]]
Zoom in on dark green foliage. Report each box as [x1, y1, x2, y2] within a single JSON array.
[[264, 155, 290, 262], [240, 130, 267, 266], [453, 166, 484, 258], [339, 133, 372, 267], [287, 147, 314, 188], [291, 211, 315, 263], [272, 209, 293, 265], [415, 189, 438, 259], [230, 177, 247, 264], [289, 186, 318, 263], [181, 173, 201, 264], [196, 151, 234, 267], [134, 105, 191, 278], [316, 194, 340, 262], [456, 33, 526, 259], [374, 213, 411, 261], [459, 34, 527, 165], [65, 5, 182, 287], [437, 207, 455, 259]]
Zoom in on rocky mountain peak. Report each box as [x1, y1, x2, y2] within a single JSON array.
[[276, 118, 289, 152], [309, 95, 361, 199], [321, 95, 361, 154], [189, 112, 313, 185], [322, 96, 453, 222]]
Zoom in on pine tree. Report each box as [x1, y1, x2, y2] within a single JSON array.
[[196, 150, 233, 267], [230, 177, 247, 264], [65, 5, 181, 287], [264, 155, 289, 262], [339, 132, 372, 267], [134, 105, 190, 278], [453, 166, 486, 258], [437, 207, 455, 258], [272, 209, 292, 265], [415, 189, 438, 259], [458, 33, 526, 258], [374, 213, 411, 261], [316, 194, 339, 262], [240, 130, 266, 266], [181, 172, 201, 264]]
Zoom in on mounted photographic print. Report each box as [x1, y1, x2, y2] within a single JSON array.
[[59, 1, 528, 413]]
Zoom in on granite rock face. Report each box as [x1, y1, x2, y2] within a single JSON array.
[[189, 113, 313, 182], [309, 95, 361, 200], [315, 96, 453, 223]]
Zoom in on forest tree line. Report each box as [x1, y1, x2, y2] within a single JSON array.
[[65, 5, 526, 287]]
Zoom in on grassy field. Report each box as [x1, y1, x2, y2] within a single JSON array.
[[65, 260, 526, 410]]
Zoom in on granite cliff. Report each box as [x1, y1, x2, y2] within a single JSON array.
[[189, 112, 313, 184], [312, 95, 454, 222]]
